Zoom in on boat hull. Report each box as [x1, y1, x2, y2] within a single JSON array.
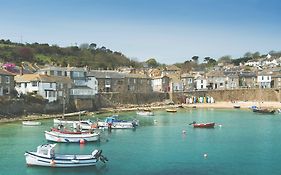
[[25, 152, 98, 167], [45, 131, 99, 143], [193, 122, 215, 128]]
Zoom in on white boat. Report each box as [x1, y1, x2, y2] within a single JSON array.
[[136, 110, 154, 116], [53, 119, 97, 130], [22, 121, 41, 126], [97, 116, 138, 129], [24, 144, 108, 167], [45, 130, 100, 143]]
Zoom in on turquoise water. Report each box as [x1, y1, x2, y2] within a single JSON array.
[[1, 108, 281, 175]]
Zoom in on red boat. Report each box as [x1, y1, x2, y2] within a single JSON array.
[[192, 122, 215, 128]]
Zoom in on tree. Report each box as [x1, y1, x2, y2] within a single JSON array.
[[203, 57, 210, 63], [252, 51, 260, 59], [89, 43, 97, 50], [244, 52, 252, 58], [145, 58, 159, 68], [218, 55, 232, 64], [191, 56, 199, 64]]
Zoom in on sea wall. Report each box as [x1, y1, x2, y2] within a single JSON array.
[[0, 92, 169, 117], [172, 88, 281, 103]]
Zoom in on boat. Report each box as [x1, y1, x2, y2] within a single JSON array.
[[22, 121, 41, 126], [45, 130, 100, 143], [233, 104, 240, 109], [252, 108, 275, 114], [190, 121, 215, 128], [97, 116, 138, 129], [136, 109, 154, 116], [166, 109, 177, 113], [53, 119, 97, 130], [24, 144, 108, 167]]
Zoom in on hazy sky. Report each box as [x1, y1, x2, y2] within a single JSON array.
[[1, 0, 281, 64]]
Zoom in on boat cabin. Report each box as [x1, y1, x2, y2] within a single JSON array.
[[36, 144, 56, 158]]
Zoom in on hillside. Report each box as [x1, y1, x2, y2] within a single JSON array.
[[0, 39, 141, 69]]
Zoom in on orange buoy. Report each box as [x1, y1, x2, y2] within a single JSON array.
[[80, 139, 85, 144]]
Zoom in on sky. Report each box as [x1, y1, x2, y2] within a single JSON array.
[[1, 0, 281, 64]]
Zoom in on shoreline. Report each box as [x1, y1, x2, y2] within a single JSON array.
[[1, 101, 280, 124]]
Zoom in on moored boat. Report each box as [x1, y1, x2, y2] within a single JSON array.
[[136, 109, 154, 116], [22, 121, 41, 126], [233, 104, 240, 109], [252, 108, 275, 114], [97, 116, 138, 129], [166, 109, 177, 113], [190, 122, 215, 128], [45, 130, 100, 143], [54, 119, 97, 130], [24, 144, 108, 167]]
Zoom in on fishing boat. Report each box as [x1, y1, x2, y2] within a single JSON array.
[[166, 109, 177, 113], [45, 130, 100, 143], [53, 119, 97, 130], [190, 122, 215, 128], [22, 121, 41, 126], [24, 144, 108, 167], [97, 116, 138, 129]]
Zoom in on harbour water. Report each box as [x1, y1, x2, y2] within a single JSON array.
[[1, 108, 281, 175]]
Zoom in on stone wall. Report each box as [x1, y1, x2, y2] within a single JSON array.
[[172, 88, 281, 103]]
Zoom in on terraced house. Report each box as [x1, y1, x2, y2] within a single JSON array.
[[0, 69, 15, 98]]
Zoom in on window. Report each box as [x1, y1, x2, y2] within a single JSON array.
[[50, 83, 53, 88], [201, 85, 203, 88], [3, 87, 10, 94], [5, 76, 10, 84], [50, 70, 54, 75], [57, 71, 62, 76], [32, 81, 37, 87], [262, 76, 264, 80], [25, 83, 27, 88], [201, 80, 203, 83], [220, 83, 223, 86]]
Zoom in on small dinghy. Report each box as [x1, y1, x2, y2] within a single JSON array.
[[22, 121, 41, 126], [24, 144, 108, 167]]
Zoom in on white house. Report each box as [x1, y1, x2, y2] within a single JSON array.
[[151, 76, 170, 92], [15, 74, 73, 102], [257, 72, 272, 88], [194, 76, 207, 90], [37, 66, 98, 98]]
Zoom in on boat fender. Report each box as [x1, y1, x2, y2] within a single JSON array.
[[50, 159, 56, 166]]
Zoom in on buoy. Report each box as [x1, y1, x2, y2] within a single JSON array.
[[204, 153, 208, 158], [80, 139, 85, 144], [182, 129, 186, 134]]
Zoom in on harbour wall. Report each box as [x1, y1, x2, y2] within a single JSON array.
[[172, 89, 281, 103]]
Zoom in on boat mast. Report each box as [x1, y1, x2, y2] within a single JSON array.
[[62, 90, 65, 119]]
